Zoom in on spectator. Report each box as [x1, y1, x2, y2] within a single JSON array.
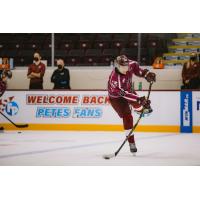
[[51, 59, 71, 89], [181, 53, 200, 89], [0, 69, 12, 130], [0, 69, 12, 97], [27, 52, 46, 90]]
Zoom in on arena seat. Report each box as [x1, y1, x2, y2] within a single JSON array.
[[84, 49, 102, 65], [68, 49, 85, 57], [18, 50, 35, 57], [66, 49, 85, 65], [5, 50, 19, 58], [93, 41, 110, 49], [58, 42, 75, 50], [85, 49, 102, 57], [79, 41, 92, 50], [120, 48, 137, 59], [163, 33, 200, 66], [112, 33, 130, 42], [0, 33, 179, 66], [96, 34, 112, 42], [80, 34, 96, 42], [66, 57, 81, 66], [55, 50, 67, 58], [102, 49, 119, 57]]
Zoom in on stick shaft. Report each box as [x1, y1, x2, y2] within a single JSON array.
[[0, 111, 28, 128]]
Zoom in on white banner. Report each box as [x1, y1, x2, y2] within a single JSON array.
[[0, 90, 180, 127]]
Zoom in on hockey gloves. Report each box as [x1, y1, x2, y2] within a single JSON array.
[[137, 96, 151, 109], [145, 71, 156, 83], [136, 96, 153, 117]]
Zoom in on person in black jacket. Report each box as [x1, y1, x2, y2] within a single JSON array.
[[51, 59, 71, 89]]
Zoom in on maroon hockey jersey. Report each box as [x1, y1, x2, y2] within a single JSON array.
[[0, 70, 6, 97], [108, 60, 147, 102], [0, 80, 6, 97]]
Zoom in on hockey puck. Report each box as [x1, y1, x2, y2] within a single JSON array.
[[103, 155, 110, 159], [18, 131, 22, 134]]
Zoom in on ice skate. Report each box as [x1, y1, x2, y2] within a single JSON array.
[[127, 135, 137, 153], [129, 142, 137, 153]]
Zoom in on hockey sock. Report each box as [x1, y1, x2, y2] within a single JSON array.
[[127, 135, 135, 143], [124, 129, 135, 143], [123, 114, 133, 130]]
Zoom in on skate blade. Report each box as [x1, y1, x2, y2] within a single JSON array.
[[131, 152, 137, 157]]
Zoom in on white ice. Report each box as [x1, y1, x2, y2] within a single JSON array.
[[0, 131, 200, 166]]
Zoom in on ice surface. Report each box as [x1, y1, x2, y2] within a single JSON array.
[[0, 131, 200, 166]]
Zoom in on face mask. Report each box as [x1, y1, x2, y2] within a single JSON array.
[[33, 57, 39, 62], [57, 65, 63, 70]]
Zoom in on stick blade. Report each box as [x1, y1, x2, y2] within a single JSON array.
[[102, 153, 115, 160], [15, 124, 28, 128]]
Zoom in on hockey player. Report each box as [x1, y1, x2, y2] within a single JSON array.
[[108, 55, 156, 154], [0, 69, 12, 130]]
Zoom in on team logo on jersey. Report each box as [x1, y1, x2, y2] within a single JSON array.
[[111, 81, 118, 88], [110, 81, 118, 89]]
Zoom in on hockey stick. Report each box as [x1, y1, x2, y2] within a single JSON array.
[[0, 111, 28, 128], [103, 81, 153, 159]]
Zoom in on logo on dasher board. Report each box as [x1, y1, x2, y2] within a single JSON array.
[[183, 94, 190, 126], [197, 101, 200, 111], [5, 101, 19, 116], [180, 91, 192, 133]]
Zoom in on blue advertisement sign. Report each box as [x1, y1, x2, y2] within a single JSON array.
[[180, 91, 193, 133]]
